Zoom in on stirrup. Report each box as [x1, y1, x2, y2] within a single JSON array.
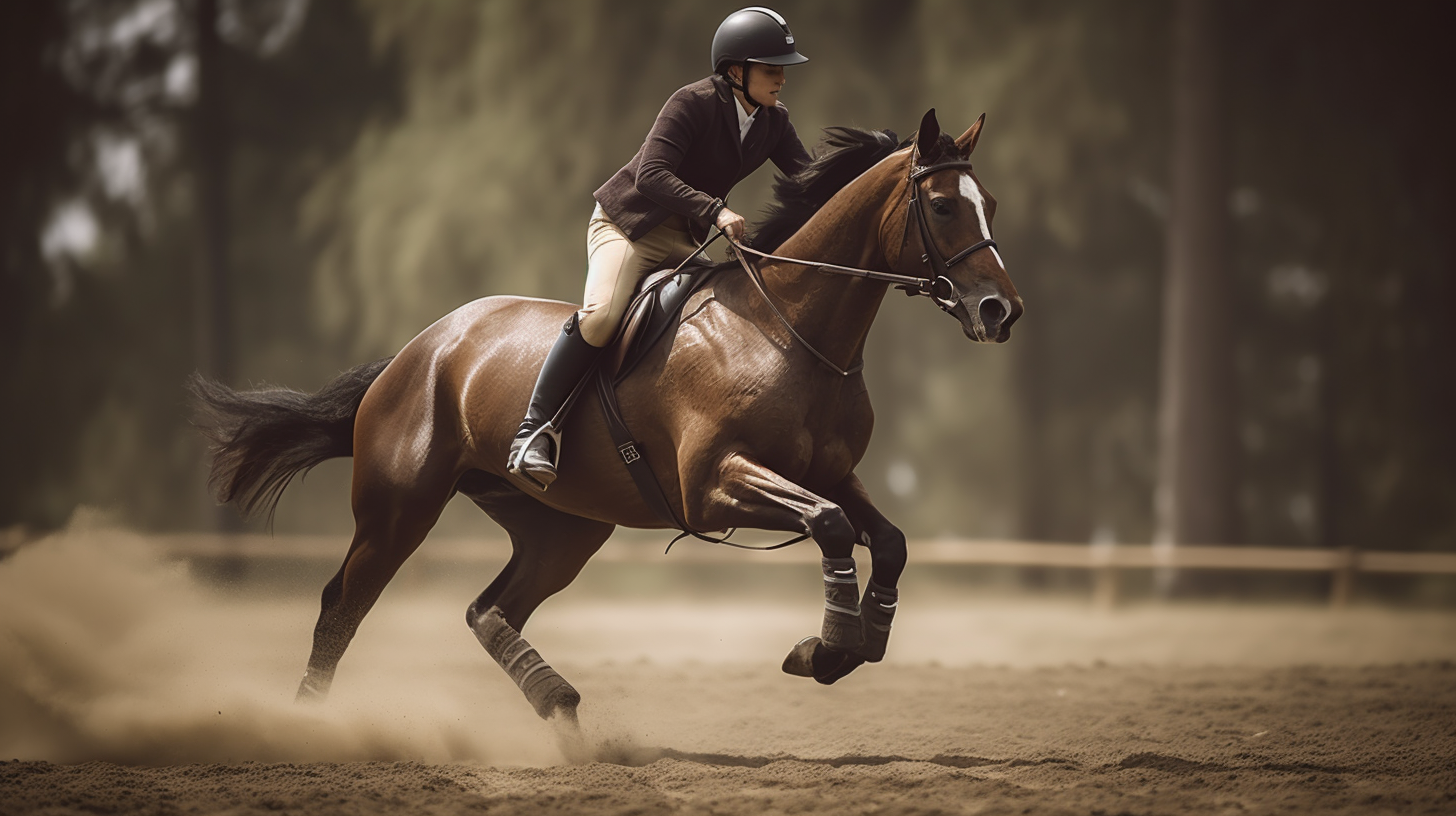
[[507, 422, 563, 491]]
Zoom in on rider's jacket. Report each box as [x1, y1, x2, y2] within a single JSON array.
[[595, 74, 811, 244]]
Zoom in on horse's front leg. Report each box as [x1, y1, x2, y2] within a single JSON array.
[[773, 473, 909, 684], [795, 472, 906, 682], [684, 453, 867, 677]]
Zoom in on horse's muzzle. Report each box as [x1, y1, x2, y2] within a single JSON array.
[[962, 292, 1022, 343]]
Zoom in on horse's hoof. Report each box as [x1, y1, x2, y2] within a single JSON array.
[[548, 701, 580, 726], [295, 671, 330, 704], [782, 636, 820, 677], [528, 675, 581, 721], [782, 637, 867, 685]]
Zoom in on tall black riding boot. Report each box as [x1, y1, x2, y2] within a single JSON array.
[[507, 313, 603, 490]]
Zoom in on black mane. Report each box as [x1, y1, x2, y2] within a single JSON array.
[[746, 126, 901, 253]]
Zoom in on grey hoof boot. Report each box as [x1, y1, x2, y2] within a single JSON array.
[[820, 557, 865, 651], [854, 581, 898, 662], [470, 605, 581, 720]]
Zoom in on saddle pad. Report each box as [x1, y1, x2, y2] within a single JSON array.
[[603, 260, 727, 382]]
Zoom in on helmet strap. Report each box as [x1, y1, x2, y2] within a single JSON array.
[[723, 62, 762, 111]]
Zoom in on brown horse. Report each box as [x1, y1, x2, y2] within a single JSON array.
[[190, 109, 1021, 722]]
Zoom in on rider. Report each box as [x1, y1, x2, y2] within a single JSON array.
[[508, 7, 813, 489]]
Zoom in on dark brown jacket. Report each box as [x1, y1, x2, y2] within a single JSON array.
[[594, 75, 812, 243]]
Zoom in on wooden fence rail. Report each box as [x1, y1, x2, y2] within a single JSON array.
[[6, 533, 1455, 608]]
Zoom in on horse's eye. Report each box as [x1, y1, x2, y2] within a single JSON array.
[[930, 197, 951, 215]]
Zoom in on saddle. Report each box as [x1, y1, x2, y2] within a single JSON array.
[[548, 250, 809, 551], [549, 254, 728, 537], [601, 256, 725, 383]]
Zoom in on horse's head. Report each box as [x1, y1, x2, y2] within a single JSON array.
[[884, 109, 1023, 343]]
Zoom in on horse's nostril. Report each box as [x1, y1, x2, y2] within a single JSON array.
[[978, 295, 1008, 330]]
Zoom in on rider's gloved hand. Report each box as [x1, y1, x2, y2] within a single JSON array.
[[715, 207, 746, 242]]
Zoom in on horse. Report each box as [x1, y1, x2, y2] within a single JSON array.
[[189, 108, 1022, 723]]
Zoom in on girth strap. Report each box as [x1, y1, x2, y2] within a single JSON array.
[[593, 369, 691, 534], [592, 368, 808, 554]]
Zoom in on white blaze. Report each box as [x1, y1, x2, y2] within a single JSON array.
[[959, 172, 1004, 270], [959, 172, 992, 240]]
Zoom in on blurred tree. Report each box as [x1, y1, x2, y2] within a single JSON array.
[[193, 0, 232, 385], [901, 0, 1169, 546], [1229, 1, 1456, 562], [0, 0, 121, 530], [2, 0, 1450, 572], [1153, 0, 1239, 593], [0, 0, 400, 531]]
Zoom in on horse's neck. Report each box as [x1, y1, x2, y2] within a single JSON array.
[[756, 180, 898, 371]]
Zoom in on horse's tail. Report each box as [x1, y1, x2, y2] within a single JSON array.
[[186, 356, 395, 522]]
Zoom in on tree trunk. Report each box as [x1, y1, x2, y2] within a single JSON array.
[[194, 0, 233, 386], [194, 0, 241, 536], [1154, 0, 1239, 592]]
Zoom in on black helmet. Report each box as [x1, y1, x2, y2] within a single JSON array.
[[710, 7, 808, 73]]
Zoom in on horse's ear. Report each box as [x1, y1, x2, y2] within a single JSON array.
[[914, 108, 942, 165], [956, 113, 985, 156]]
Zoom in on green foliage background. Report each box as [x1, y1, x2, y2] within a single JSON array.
[[2, 1, 1451, 558]]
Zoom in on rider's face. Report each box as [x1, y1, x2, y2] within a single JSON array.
[[733, 63, 787, 108]]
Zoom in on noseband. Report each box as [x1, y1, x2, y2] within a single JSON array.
[[721, 154, 1001, 375]]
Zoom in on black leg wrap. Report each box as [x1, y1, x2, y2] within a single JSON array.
[[854, 581, 898, 662], [469, 606, 580, 720], [820, 557, 865, 651]]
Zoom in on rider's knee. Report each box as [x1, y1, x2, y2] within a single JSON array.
[[576, 307, 616, 347]]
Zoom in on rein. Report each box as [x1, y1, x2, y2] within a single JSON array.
[[724, 157, 998, 376], [628, 154, 1001, 554]]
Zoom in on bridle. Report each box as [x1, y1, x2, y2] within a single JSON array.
[[904, 160, 999, 313], [725, 153, 1000, 375]]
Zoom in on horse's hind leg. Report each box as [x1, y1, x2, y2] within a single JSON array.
[[296, 461, 457, 702], [459, 474, 613, 721]]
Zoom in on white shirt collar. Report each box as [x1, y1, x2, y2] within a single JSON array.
[[735, 98, 757, 143]]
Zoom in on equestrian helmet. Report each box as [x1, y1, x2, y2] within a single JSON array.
[[711, 7, 808, 73]]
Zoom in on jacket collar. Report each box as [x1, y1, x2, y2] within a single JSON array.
[[710, 73, 735, 104], [710, 74, 745, 158]]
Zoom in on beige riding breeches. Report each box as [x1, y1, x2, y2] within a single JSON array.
[[578, 203, 701, 348]]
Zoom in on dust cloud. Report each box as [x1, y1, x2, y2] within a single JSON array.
[[0, 523, 596, 766], [5, 521, 1455, 771]]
